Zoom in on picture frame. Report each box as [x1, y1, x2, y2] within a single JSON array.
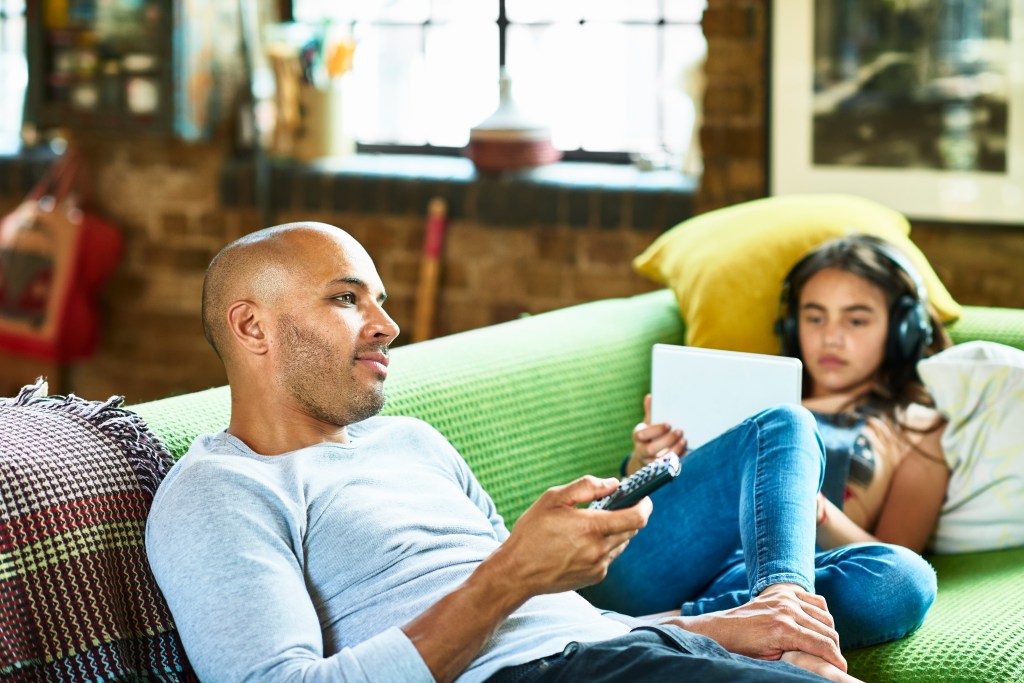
[[770, 0, 1024, 224]]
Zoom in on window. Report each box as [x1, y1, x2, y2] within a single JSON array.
[[0, 0, 26, 154], [292, 0, 707, 166]]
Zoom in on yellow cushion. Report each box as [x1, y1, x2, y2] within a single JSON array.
[[633, 194, 963, 355]]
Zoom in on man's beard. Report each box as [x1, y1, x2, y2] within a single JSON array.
[[277, 315, 387, 427]]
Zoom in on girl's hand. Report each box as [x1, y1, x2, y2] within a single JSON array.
[[626, 394, 687, 476]]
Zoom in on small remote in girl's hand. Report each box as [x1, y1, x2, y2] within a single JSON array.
[[589, 453, 681, 511]]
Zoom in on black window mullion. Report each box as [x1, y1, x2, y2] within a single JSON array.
[[498, 0, 507, 67]]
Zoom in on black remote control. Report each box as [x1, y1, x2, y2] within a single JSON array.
[[589, 453, 681, 511]]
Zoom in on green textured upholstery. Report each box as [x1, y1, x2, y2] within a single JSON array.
[[131, 289, 1024, 682], [847, 548, 1024, 682]]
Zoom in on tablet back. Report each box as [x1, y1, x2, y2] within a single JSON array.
[[651, 344, 803, 450]]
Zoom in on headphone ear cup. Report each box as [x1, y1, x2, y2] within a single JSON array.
[[780, 308, 801, 358], [887, 295, 931, 365]]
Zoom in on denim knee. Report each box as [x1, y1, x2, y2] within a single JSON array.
[[750, 404, 825, 476], [757, 403, 817, 433], [880, 545, 937, 634], [820, 543, 937, 649]]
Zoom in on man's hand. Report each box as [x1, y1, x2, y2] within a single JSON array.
[[404, 477, 650, 683], [488, 476, 653, 600], [781, 651, 864, 683], [662, 583, 847, 672], [627, 394, 686, 476]]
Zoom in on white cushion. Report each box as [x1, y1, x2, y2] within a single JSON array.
[[919, 341, 1024, 553]]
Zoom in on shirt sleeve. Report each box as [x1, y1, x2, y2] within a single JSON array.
[[146, 460, 435, 683]]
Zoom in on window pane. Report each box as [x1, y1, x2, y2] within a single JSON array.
[[0, 18, 26, 154], [292, 2, 355, 23], [431, 0, 496, 23], [664, 0, 707, 23], [350, 25, 428, 144], [293, 0, 429, 23], [507, 23, 660, 153], [424, 22, 497, 146], [505, 23, 578, 148], [506, 0, 582, 23], [3, 14, 24, 53], [583, 23, 659, 152], [581, 0, 658, 23], [374, 0, 429, 24], [662, 24, 706, 160]]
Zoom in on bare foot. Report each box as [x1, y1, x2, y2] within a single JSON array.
[[781, 651, 864, 683]]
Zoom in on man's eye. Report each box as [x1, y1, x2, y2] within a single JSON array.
[[334, 293, 355, 304]]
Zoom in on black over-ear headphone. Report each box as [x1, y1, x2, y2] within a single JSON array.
[[777, 239, 934, 367]]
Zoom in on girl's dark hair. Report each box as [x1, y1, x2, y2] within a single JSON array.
[[782, 234, 951, 423]]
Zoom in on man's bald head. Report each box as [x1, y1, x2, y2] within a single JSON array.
[[201, 222, 361, 361]]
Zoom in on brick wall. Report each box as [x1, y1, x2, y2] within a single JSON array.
[[699, 0, 768, 212]]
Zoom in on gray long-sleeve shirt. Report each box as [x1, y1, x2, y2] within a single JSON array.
[[146, 415, 634, 682]]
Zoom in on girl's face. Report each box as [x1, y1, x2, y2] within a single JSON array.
[[797, 267, 890, 400]]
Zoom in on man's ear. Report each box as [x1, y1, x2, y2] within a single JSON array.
[[226, 300, 270, 355]]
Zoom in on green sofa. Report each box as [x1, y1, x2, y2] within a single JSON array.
[[133, 289, 1024, 683]]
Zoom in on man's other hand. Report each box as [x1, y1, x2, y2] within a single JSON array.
[[664, 583, 848, 673]]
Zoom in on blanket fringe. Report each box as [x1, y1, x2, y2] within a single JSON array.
[[3, 377, 175, 500]]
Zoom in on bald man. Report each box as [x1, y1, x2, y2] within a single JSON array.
[[146, 223, 856, 683]]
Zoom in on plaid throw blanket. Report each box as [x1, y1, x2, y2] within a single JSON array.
[[0, 381, 195, 681]]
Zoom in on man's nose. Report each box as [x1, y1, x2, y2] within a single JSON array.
[[368, 305, 400, 342]]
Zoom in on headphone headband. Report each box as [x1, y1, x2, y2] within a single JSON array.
[[867, 240, 929, 309]]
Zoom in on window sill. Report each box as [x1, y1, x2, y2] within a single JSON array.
[[221, 153, 697, 229]]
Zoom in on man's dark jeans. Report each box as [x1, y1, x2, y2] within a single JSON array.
[[484, 625, 827, 682]]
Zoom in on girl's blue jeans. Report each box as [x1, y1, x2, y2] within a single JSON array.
[[581, 405, 936, 650]]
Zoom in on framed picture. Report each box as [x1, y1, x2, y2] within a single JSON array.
[[770, 0, 1024, 224]]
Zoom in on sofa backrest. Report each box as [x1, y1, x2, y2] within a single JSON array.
[[131, 289, 1024, 525]]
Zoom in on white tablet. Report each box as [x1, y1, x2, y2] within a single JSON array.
[[650, 344, 803, 450]]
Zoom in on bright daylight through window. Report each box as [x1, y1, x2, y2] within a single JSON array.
[[0, 0, 27, 154], [293, 0, 707, 170]]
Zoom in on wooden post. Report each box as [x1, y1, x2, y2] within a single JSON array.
[[412, 197, 449, 343]]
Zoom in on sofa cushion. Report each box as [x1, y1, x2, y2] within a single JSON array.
[[0, 380, 195, 681], [632, 193, 962, 355]]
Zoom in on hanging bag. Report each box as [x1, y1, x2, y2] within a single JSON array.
[[0, 148, 122, 361]]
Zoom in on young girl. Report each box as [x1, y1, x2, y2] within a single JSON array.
[[783, 234, 950, 554], [583, 234, 945, 653], [630, 234, 950, 551]]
